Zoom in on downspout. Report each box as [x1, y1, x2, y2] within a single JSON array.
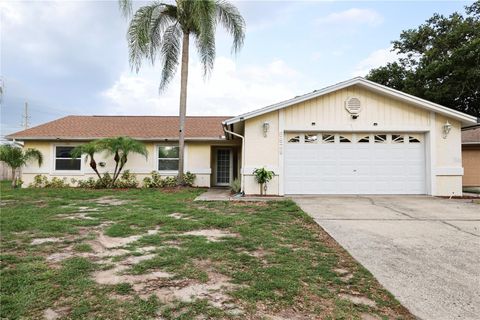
[[223, 124, 245, 195]]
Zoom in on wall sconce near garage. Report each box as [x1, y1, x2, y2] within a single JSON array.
[[262, 122, 270, 137], [442, 121, 452, 139]]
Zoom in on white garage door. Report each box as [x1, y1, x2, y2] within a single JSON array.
[[284, 133, 426, 194]]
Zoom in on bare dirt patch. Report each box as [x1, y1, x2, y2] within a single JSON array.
[[169, 212, 191, 220], [43, 307, 69, 320], [94, 265, 172, 286], [56, 212, 96, 220], [182, 229, 237, 242], [338, 293, 376, 307], [95, 196, 130, 206], [31, 237, 62, 245]]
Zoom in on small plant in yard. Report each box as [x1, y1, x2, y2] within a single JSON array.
[[182, 171, 196, 187], [253, 167, 275, 195], [230, 178, 241, 194], [0, 144, 43, 188]]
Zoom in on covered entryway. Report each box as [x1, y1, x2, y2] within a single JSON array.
[[211, 146, 240, 187], [284, 133, 426, 194]]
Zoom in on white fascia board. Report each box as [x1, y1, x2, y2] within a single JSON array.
[[223, 77, 478, 126]]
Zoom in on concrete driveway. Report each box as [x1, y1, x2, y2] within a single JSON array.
[[292, 196, 480, 320]]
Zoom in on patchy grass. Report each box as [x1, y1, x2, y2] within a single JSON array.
[[0, 181, 413, 319]]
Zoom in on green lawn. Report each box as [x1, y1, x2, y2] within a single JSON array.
[[0, 181, 412, 319]]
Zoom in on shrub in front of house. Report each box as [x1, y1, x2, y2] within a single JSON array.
[[29, 170, 139, 189], [142, 171, 196, 188]]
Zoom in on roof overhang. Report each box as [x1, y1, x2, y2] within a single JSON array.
[[6, 136, 227, 142], [223, 77, 478, 127]]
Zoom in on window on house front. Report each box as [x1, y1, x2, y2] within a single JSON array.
[[158, 146, 179, 171], [55, 146, 81, 171], [339, 135, 351, 143]]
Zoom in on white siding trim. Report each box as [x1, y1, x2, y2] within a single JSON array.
[[435, 167, 464, 176], [429, 112, 437, 195], [278, 109, 285, 196]]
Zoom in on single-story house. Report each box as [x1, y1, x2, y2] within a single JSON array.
[[7, 77, 478, 196], [461, 125, 480, 188]]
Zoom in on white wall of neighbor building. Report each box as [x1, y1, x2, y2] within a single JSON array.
[[242, 85, 466, 196]]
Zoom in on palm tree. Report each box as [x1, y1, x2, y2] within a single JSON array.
[[97, 137, 148, 186], [119, 0, 245, 183], [0, 144, 43, 188], [71, 141, 102, 180]]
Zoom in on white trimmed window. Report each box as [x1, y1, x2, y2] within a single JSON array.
[[55, 146, 81, 171], [158, 146, 179, 171]]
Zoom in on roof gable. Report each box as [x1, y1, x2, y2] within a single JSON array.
[[7, 116, 230, 140], [223, 77, 478, 126]]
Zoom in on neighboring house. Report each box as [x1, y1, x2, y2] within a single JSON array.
[[461, 125, 480, 188], [7, 77, 478, 196]]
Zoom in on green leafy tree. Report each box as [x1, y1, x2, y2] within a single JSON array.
[[71, 141, 103, 180], [119, 0, 245, 183], [367, 1, 480, 117], [96, 137, 148, 186], [0, 144, 43, 188], [253, 167, 275, 196]]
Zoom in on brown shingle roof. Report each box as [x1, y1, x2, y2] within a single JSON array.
[[462, 125, 480, 144], [6, 116, 230, 140]]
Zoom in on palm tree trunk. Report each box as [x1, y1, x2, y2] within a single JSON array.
[[177, 31, 189, 185], [11, 168, 16, 188]]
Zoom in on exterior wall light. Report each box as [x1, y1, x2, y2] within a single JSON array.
[[442, 121, 452, 139], [262, 122, 270, 137]]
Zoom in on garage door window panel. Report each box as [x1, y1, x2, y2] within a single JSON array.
[[392, 134, 405, 143], [304, 134, 318, 143], [322, 134, 335, 143], [374, 134, 387, 143], [357, 135, 370, 143]]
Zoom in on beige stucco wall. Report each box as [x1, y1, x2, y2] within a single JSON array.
[[21, 141, 217, 188], [434, 115, 463, 196], [243, 111, 280, 195], [241, 85, 466, 196]]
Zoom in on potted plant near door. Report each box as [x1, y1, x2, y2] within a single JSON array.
[[253, 167, 275, 196]]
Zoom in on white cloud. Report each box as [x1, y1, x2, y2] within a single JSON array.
[[316, 8, 383, 26], [352, 46, 401, 77], [102, 57, 309, 117]]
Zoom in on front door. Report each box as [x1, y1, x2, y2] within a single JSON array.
[[215, 148, 232, 186]]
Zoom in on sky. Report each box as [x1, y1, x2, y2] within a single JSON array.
[[0, 0, 470, 138]]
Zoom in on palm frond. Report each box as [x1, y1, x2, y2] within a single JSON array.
[[118, 0, 132, 18], [149, 5, 177, 65], [127, 4, 159, 73], [192, 0, 217, 77], [215, 0, 245, 53], [159, 23, 182, 91], [24, 148, 43, 167]]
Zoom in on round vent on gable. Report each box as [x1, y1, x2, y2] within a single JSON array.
[[345, 97, 362, 115]]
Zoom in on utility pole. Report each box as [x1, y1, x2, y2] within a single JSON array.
[[21, 101, 30, 130]]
